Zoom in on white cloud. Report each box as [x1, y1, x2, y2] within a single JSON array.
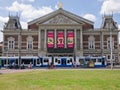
[[0, 32, 3, 42], [0, 16, 9, 23], [100, 0, 120, 14], [6, 1, 33, 12], [83, 14, 96, 22], [0, 16, 9, 30], [20, 21, 27, 29], [6, 1, 54, 21], [22, 6, 53, 21], [0, 16, 9, 42]]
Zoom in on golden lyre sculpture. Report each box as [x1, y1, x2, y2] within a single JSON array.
[[57, 2, 63, 9]]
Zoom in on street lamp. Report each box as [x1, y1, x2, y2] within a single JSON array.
[[110, 22, 113, 69], [18, 30, 22, 68], [4, 47, 8, 68]]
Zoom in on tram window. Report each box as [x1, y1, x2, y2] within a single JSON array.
[[70, 58, 72, 62], [16, 59, 18, 64], [37, 59, 40, 64], [79, 59, 84, 62], [44, 59, 48, 62], [58, 60, 60, 64], [55, 58, 58, 62], [4, 60, 7, 64], [8, 60, 10, 64], [22, 59, 33, 64], [91, 59, 96, 62], [85, 59, 89, 61], [67, 60, 70, 63], [98, 59, 101, 62], [79, 59, 84, 64]]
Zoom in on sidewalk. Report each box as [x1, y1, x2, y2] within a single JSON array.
[[0, 67, 120, 74]]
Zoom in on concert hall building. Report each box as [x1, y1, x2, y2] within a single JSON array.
[[2, 7, 119, 62]]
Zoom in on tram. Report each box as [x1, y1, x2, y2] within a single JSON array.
[[38, 56, 52, 67], [0, 56, 38, 68], [0, 56, 107, 68], [76, 56, 106, 68], [54, 57, 74, 67]]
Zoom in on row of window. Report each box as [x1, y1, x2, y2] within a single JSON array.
[[7, 36, 115, 50], [88, 36, 114, 49], [8, 36, 33, 50]]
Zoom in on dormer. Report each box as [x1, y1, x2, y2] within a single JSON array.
[[4, 15, 22, 30], [101, 15, 118, 29]]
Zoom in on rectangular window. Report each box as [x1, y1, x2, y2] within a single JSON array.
[[28, 41, 33, 49], [89, 41, 94, 49], [9, 40, 14, 49]]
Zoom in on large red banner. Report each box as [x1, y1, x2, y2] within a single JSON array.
[[67, 32, 74, 48], [47, 32, 54, 48], [57, 32, 64, 48]]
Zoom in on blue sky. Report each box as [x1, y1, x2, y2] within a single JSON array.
[[0, 0, 120, 42]]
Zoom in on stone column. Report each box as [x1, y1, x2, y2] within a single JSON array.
[[74, 29, 77, 49], [80, 29, 83, 49], [18, 30, 22, 66], [44, 29, 47, 50], [38, 29, 41, 51], [54, 29, 57, 48], [64, 29, 67, 48]]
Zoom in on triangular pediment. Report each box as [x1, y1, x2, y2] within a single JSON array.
[[42, 14, 79, 25], [28, 8, 94, 26]]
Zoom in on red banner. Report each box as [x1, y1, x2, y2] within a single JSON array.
[[67, 32, 74, 48], [57, 32, 64, 48], [47, 32, 54, 48]]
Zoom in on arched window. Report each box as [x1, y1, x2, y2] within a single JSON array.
[[27, 36, 33, 50], [8, 37, 15, 49], [88, 36, 95, 49]]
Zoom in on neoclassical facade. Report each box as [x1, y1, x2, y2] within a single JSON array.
[[2, 8, 119, 62]]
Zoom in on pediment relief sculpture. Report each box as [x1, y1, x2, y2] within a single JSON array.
[[43, 14, 79, 24]]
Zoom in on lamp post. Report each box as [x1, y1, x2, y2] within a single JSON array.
[[18, 30, 22, 68], [110, 23, 113, 69], [5, 47, 8, 68]]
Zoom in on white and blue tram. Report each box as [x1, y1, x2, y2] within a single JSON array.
[[0, 56, 38, 68], [0, 56, 52, 68], [0, 57, 18, 68], [76, 56, 106, 67], [0, 56, 107, 68], [38, 56, 52, 67], [54, 57, 74, 67]]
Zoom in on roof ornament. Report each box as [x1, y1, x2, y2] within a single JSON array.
[[57, 2, 63, 9]]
